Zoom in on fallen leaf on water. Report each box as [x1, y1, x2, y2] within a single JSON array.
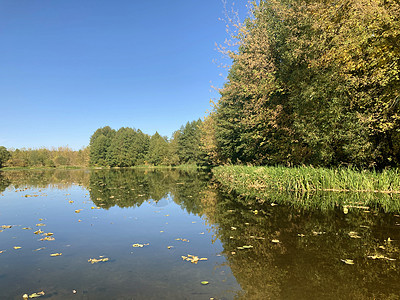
[[50, 253, 62, 257], [132, 243, 149, 248], [271, 239, 280, 244], [36, 223, 46, 227], [181, 254, 208, 264], [34, 230, 44, 235], [75, 209, 82, 213], [201, 281, 209, 285], [242, 245, 253, 249], [14, 246, 21, 249], [348, 231, 361, 239], [22, 227, 32, 230], [88, 257, 109, 264], [69, 200, 74, 203], [0, 250, 5, 254], [1, 225, 12, 229], [28, 291, 45, 298], [175, 238, 189, 242], [91, 207, 100, 209], [199, 232, 205, 235], [43, 232, 53, 236], [40, 236, 55, 241], [34, 247, 45, 251], [167, 246, 173, 249], [298, 234, 305, 237], [341, 259, 354, 265], [271, 203, 277, 206], [38, 219, 44, 221], [160, 231, 164, 233], [367, 254, 396, 261], [230, 227, 237, 230]]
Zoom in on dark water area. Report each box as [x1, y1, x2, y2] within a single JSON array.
[[0, 169, 399, 299]]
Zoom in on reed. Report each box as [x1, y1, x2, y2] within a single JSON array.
[[213, 165, 400, 211]]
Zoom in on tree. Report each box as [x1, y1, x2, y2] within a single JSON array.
[[0, 146, 11, 168]]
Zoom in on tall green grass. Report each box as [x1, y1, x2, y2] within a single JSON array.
[[213, 165, 400, 211]]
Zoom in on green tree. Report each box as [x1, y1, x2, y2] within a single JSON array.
[[147, 132, 169, 165], [89, 126, 116, 166], [0, 146, 11, 168]]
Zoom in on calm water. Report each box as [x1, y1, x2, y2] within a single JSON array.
[[0, 169, 400, 299]]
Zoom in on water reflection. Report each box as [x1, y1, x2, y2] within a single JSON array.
[[1, 169, 400, 299]]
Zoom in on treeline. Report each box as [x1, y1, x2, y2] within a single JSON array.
[[1, 146, 89, 168], [202, 0, 400, 169], [89, 119, 206, 167]]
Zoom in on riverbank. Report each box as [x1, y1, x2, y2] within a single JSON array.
[[212, 165, 400, 211]]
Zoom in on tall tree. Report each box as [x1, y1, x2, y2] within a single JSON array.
[[0, 146, 11, 168]]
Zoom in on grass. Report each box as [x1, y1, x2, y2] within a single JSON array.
[[213, 165, 400, 211]]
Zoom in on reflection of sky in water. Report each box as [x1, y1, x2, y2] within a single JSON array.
[[0, 181, 240, 300], [1, 169, 400, 299]]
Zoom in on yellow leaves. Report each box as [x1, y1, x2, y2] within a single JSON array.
[[34, 230, 44, 235], [348, 231, 361, 239], [271, 239, 280, 243], [69, 200, 74, 203], [1, 225, 12, 229], [91, 206, 100, 209], [39, 236, 55, 241], [14, 246, 22, 250], [23, 291, 45, 299], [36, 223, 46, 227], [132, 243, 149, 248], [50, 253, 62, 257], [43, 232, 53, 236], [341, 259, 354, 265], [74, 209, 82, 213], [175, 238, 189, 242], [88, 257, 109, 264], [181, 254, 208, 264]]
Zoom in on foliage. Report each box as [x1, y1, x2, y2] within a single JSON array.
[[0, 146, 11, 168], [202, 0, 400, 168], [4, 146, 89, 168]]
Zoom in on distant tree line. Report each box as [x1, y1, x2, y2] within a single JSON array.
[[89, 119, 206, 167], [0, 146, 89, 168], [201, 0, 400, 169]]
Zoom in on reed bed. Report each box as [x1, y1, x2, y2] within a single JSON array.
[[213, 165, 400, 211]]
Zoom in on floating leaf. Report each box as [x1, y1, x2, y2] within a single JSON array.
[[341, 259, 354, 265], [271, 239, 280, 243], [201, 281, 209, 285], [271, 203, 277, 206], [348, 231, 361, 239], [242, 245, 253, 249], [43, 232, 54, 236], [298, 234, 305, 237], [1, 225, 12, 229], [132, 243, 149, 248], [14, 246, 21, 249], [0, 250, 5, 254], [34, 247, 45, 251], [175, 238, 189, 242], [181, 254, 207, 264], [50, 253, 62, 257], [75, 209, 82, 213], [36, 223, 46, 227], [22, 227, 32, 230], [91, 206, 100, 209], [40, 236, 55, 241], [34, 229, 44, 235], [28, 291, 45, 298], [69, 200, 74, 203], [88, 257, 109, 264], [167, 246, 173, 249], [230, 227, 237, 230]]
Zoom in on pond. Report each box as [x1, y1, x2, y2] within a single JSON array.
[[0, 169, 399, 299]]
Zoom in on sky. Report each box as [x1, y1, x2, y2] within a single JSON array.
[[0, 0, 249, 150]]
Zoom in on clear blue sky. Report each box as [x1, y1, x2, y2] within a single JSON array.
[[0, 0, 248, 150]]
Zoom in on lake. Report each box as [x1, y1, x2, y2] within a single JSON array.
[[0, 169, 399, 299]]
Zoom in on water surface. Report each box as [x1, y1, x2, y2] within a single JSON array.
[[0, 169, 399, 299]]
